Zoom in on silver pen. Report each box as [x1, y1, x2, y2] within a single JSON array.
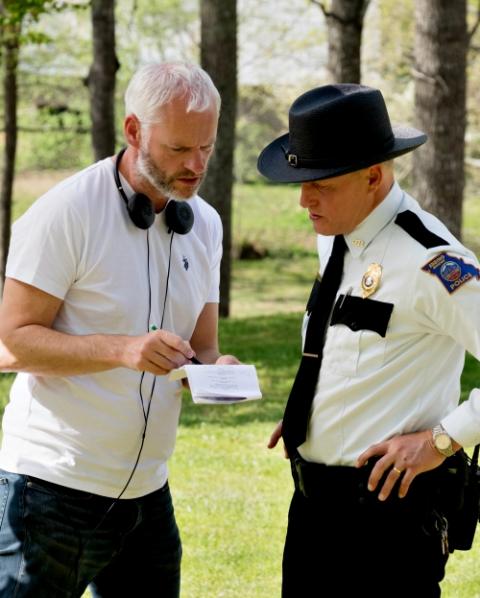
[[339, 286, 353, 309]]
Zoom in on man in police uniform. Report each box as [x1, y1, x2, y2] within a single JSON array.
[[260, 84, 480, 597]]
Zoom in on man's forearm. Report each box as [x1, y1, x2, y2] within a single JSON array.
[[0, 324, 130, 376]]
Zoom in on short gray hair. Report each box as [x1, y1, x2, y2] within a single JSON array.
[[125, 62, 221, 123]]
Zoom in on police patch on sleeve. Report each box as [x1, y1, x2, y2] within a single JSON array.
[[422, 252, 480, 293]]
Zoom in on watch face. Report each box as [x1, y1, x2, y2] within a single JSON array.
[[435, 433, 451, 450]]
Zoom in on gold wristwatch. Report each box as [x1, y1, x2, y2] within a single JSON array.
[[432, 424, 455, 457]]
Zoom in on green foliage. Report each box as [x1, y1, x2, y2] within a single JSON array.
[[373, 0, 414, 84], [467, 2, 480, 160], [0, 0, 93, 170], [0, 373, 14, 413], [0, 1, 88, 28], [18, 126, 91, 171], [463, 166, 480, 255], [1, 1, 58, 25], [231, 255, 319, 318], [232, 183, 316, 258], [235, 85, 288, 184], [15, 69, 92, 171], [462, 353, 480, 403], [124, 0, 199, 64]]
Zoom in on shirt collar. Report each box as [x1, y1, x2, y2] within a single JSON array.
[[345, 181, 404, 257]]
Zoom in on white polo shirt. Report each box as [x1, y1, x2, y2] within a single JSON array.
[[1, 157, 222, 498], [299, 182, 480, 465]]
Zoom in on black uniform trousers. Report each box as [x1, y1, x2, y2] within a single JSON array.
[[282, 456, 453, 598]]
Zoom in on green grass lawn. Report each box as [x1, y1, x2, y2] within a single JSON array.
[[2, 173, 480, 597]]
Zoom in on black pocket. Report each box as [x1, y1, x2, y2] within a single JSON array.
[[331, 294, 394, 337]]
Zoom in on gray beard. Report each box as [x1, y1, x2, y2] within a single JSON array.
[[135, 147, 200, 201]]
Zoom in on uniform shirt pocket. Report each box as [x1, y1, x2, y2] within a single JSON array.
[[325, 295, 394, 377], [331, 295, 393, 337]]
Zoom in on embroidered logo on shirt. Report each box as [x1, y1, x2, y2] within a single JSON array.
[[422, 252, 480, 293], [182, 256, 189, 271]]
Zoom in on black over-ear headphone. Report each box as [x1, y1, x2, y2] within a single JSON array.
[[114, 147, 194, 234]]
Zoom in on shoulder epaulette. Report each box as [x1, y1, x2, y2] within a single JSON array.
[[395, 210, 448, 249]]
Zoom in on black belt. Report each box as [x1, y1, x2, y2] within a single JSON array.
[[291, 455, 370, 501], [290, 452, 465, 511]]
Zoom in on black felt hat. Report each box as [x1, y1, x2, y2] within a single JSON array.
[[257, 84, 427, 183]]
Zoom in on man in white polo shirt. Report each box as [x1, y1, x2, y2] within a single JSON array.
[[0, 62, 238, 597]]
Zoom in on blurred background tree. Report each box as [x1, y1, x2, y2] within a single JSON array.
[[413, 0, 468, 239], [200, 0, 237, 317], [86, 0, 118, 161], [311, 0, 371, 83]]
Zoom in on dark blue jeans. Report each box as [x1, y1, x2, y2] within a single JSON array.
[[0, 470, 182, 597]]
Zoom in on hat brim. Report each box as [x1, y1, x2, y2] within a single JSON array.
[[257, 125, 427, 183]]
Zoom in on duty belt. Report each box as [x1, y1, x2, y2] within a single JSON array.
[[290, 452, 464, 511]]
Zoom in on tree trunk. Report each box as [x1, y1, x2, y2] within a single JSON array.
[[413, 0, 467, 239], [87, 0, 118, 161], [200, 0, 237, 318], [318, 0, 370, 83], [0, 22, 20, 296]]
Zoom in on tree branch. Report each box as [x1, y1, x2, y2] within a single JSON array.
[[310, 0, 369, 30], [310, 0, 329, 18], [468, 0, 480, 47], [411, 67, 449, 95]]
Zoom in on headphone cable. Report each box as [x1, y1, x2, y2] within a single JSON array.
[[72, 226, 175, 586], [160, 231, 175, 329]]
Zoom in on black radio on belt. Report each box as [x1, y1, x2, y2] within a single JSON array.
[[444, 446, 480, 551]]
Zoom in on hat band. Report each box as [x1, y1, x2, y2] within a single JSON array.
[[283, 134, 395, 169], [285, 151, 359, 169]]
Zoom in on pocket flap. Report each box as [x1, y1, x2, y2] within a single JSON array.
[[331, 294, 393, 337]]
